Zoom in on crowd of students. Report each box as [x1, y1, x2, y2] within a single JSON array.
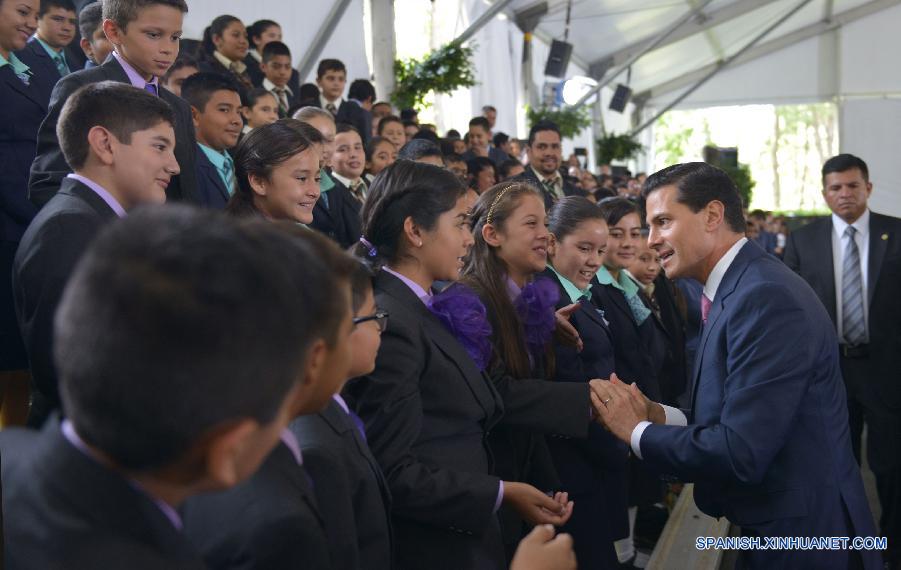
[[0, 1, 755, 569]]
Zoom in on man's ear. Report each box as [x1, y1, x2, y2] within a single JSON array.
[[704, 200, 726, 232], [87, 126, 116, 166], [190, 105, 202, 129], [293, 339, 327, 416], [79, 37, 94, 60], [101, 19, 122, 47], [200, 419, 262, 490]]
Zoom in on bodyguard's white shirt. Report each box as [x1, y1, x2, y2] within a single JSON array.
[[831, 210, 870, 342], [629, 237, 748, 459]]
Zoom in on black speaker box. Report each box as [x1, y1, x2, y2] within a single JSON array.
[[609, 84, 632, 112], [545, 40, 573, 78]]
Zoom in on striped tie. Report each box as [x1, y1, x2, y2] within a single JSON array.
[[841, 226, 866, 345]]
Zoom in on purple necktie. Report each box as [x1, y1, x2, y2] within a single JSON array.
[[348, 409, 367, 442], [701, 294, 712, 326], [144, 83, 158, 96]]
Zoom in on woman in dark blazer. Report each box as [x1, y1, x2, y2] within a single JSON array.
[[343, 161, 589, 570]]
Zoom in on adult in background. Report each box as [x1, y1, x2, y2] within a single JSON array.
[[510, 121, 586, 211], [593, 162, 880, 569], [784, 153, 901, 569]]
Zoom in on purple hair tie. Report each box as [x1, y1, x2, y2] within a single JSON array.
[[359, 236, 378, 258]]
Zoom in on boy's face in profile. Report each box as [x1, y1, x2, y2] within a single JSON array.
[[82, 24, 113, 65], [107, 121, 179, 209], [261, 54, 292, 88], [193, 89, 243, 151], [347, 288, 382, 378], [37, 6, 76, 49], [104, 4, 183, 80], [316, 68, 346, 102], [161, 64, 197, 97]]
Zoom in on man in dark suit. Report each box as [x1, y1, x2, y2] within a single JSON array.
[[28, 7, 197, 208], [13, 82, 178, 427], [784, 153, 901, 568], [511, 120, 587, 211], [193, 145, 230, 209], [336, 79, 374, 146], [594, 162, 881, 569]]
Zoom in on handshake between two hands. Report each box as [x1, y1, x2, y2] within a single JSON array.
[[588, 374, 665, 443]]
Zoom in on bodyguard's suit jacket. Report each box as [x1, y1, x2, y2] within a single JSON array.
[[343, 272, 589, 570], [194, 144, 230, 210], [14, 38, 62, 109], [0, 420, 206, 570], [291, 400, 393, 570], [309, 176, 362, 250], [784, 212, 901, 409], [182, 440, 331, 570], [12, 177, 119, 426], [28, 56, 199, 208], [639, 241, 881, 569], [511, 168, 588, 212], [335, 100, 373, 145]]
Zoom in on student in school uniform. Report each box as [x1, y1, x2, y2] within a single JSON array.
[[76, 2, 111, 69], [364, 136, 397, 182], [159, 52, 197, 97], [260, 41, 299, 118], [2, 203, 331, 570], [198, 15, 252, 92], [181, 72, 242, 209], [13, 82, 178, 428], [336, 78, 375, 145], [292, 261, 394, 570], [244, 19, 300, 93], [313, 58, 347, 116], [16, 0, 77, 94], [225, 119, 322, 225], [240, 87, 278, 138], [183, 228, 359, 570], [28, 0, 198, 207], [0, 0, 41, 421], [295, 106, 362, 249], [331, 123, 368, 204], [544, 196, 630, 569], [343, 161, 593, 570]]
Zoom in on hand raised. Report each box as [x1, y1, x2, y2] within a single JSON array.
[[510, 525, 577, 570]]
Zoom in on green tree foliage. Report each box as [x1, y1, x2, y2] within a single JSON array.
[[526, 105, 592, 139], [391, 43, 477, 111]]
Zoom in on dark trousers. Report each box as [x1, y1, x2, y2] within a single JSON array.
[[842, 355, 901, 566]]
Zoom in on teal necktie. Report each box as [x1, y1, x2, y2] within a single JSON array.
[[52, 53, 70, 77], [222, 154, 235, 195]]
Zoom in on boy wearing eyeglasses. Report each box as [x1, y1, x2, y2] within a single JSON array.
[[290, 261, 393, 570]]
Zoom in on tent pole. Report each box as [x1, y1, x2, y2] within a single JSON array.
[[296, 0, 354, 81]]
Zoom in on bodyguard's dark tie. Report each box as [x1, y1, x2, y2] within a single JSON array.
[[841, 226, 866, 345]]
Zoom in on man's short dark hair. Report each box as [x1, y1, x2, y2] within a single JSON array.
[[412, 129, 439, 143], [316, 58, 346, 79], [528, 120, 561, 146], [163, 53, 198, 80], [822, 153, 869, 185], [58, 81, 174, 170], [40, 0, 75, 16], [103, 0, 188, 30], [336, 122, 361, 138], [642, 162, 746, 234], [78, 1, 103, 39], [261, 40, 291, 63], [493, 132, 509, 147], [56, 207, 350, 471], [467, 156, 495, 176], [443, 152, 464, 165], [181, 72, 242, 112], [348, 79, 376, 103], [399, 108, 418, 122], [398, 138, 442, 162], [468, 116, 490, 132], [498, 159, 523, 179]]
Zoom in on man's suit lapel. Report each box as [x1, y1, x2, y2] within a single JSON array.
[[197, 151, 229, 203], [816, 219, 837, 324], [61, 178, 120, 221], [99, 55, 131, 83], [689, 241, 762, 417], [271, 443, 325, 526], [0, 66, 46, 110], [868, 213, 889, 307]]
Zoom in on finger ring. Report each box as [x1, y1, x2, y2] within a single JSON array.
[[603, 397, 611, 404]]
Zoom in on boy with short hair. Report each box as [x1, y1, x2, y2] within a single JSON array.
[[2, 205, 332, 569], [181, 72, 243, 209], [183, 227, 359, 570], [337, 78, 374, 144], [77, 1, 111, 68], [260, 40, 297, 118], [28, 0, 198, 208], [13, 81, 179, 427], [160, 53, 197, 97], [461, 115, 509, 164], [331, 123, 367, 203], [316, 57, 346, 116], [17, 0, 76, 85]]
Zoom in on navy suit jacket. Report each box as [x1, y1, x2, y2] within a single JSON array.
[[639, 241, 881, 568], [0, 419, 206, 570], [309, 176, 362, 250], [194, 145, 230, 209], [336, 100, 373, 145], [28, 56, 198, 208], [14, 39, 61, 109]]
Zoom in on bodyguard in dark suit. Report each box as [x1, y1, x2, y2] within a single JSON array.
[[310, 173, 363, 250], [291, 396, 393, 570], [784, 153, 901, 568], [182, 435, 332, 570], [511, 121, 586, 211], [28, 51, 198, 208], [595, 162, 881, 570], [194, 144, 230, 209]]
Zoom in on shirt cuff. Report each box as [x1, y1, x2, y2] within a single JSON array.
[[494, 480, 504, 513], [660, 404, 688, 426], [630, 420, 653, 459]]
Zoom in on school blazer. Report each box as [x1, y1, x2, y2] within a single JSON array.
[[343, 272, 590, 570], [291, 400, 393, 570], [15, 38, 62, 106], [182, 441, 331, 570], [28, 56, 199, 208], [0, 419, 207, 570], [12, 177, 119, 427], [309, 176, 362, 250], [194, 145, 230, 209]]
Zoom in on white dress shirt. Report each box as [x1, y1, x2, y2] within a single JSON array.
[[629, 237, 748, 459], [831, 210, 870, 342]]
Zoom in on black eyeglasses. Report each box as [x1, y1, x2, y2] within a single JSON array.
[[353, 309, 389, 332]]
